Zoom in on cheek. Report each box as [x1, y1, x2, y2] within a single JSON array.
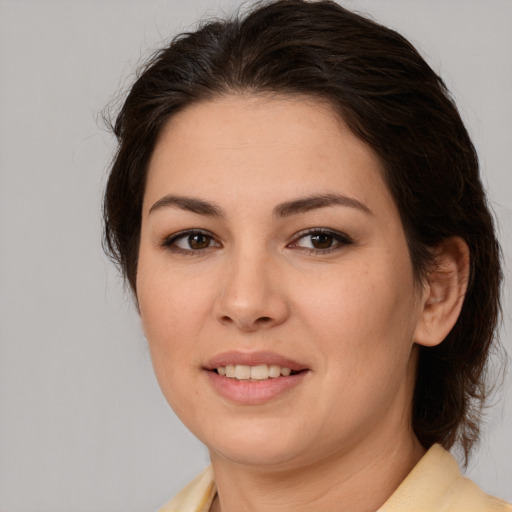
[[299, 260, 420, 426], [137, 271, 209, 420], [137, 243, 213, 329], [300, 256, 420, 369], [136, 257, 213, 381]]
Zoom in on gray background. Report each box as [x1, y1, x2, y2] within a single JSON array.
[[0, 1, 511, 510]]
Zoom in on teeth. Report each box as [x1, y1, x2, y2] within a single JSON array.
[[250, 365, 269, 380], [268, 365, 281, 378], [235, 365, 251, 379], [215, 364, 295, 380]]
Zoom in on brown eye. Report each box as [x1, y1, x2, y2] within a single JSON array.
[[163, 230, 220, 252], [310, 233, 334, 249], [188, 233, 212, 249], [290, 229, 353, 253]]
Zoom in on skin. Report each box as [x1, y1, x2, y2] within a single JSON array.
[[136, 95, 468, 512]]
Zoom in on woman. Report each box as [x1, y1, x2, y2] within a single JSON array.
[[103, 1, 510, 510]]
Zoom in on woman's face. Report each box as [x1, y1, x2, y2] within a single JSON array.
[[137, 95, 427, 469]]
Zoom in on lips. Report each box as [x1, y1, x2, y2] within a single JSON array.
[[205, 351, 308, 372], [204, 351, 309, 405]]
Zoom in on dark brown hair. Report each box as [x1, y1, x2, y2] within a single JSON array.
[[103, 0, 502, 461]]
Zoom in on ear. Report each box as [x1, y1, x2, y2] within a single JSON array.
[[414, 237, 470, 348]]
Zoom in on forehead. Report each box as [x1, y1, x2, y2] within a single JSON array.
[[144, 94, 394, 217]]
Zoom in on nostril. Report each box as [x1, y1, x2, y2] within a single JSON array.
[[216, 310, 283, 330]]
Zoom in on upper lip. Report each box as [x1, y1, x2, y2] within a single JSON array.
[[204, 351, 308, 372]]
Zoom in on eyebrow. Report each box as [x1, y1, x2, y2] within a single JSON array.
[[148, 192, 372, 217], [149, 195, 225, 217], [273, 193, 372, 217]]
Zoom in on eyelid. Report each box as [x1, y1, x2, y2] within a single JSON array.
[[287, 227, 354, 252], [159, 228, 221, 253]]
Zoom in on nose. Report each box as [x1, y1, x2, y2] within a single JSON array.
[[214, 250, 290, 332]]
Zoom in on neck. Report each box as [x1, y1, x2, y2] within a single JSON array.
[[209, 430, 426, 512]]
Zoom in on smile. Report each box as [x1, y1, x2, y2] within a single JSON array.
[[215, 364, 294, 380], [205, 352, 309, 405]]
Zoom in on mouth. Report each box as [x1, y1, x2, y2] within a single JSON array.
[[213, 364, 303, 380], [204, 352, 310, 405]]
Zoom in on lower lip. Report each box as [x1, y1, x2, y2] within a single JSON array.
[[205, 370, 308, 405]]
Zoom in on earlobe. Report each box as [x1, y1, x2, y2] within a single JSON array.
[[414, 237, 470, 348]]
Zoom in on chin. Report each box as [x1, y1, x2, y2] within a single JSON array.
[[210, 439, 302, 468], [201, 419, 311, 468]]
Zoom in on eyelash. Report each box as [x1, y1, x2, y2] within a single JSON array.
[[160, 228, 353, 255], [160, 229, 219, 255], [287, 228, 354, 254]]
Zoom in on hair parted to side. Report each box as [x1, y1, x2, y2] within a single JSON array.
[[103, 0, 502, 462]]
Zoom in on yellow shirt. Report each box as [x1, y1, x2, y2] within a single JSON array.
[[157, 444, 511, 512]]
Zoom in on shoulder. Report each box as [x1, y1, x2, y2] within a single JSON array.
[[156, 466, 216, 512], [379, 444, 512, 512]]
